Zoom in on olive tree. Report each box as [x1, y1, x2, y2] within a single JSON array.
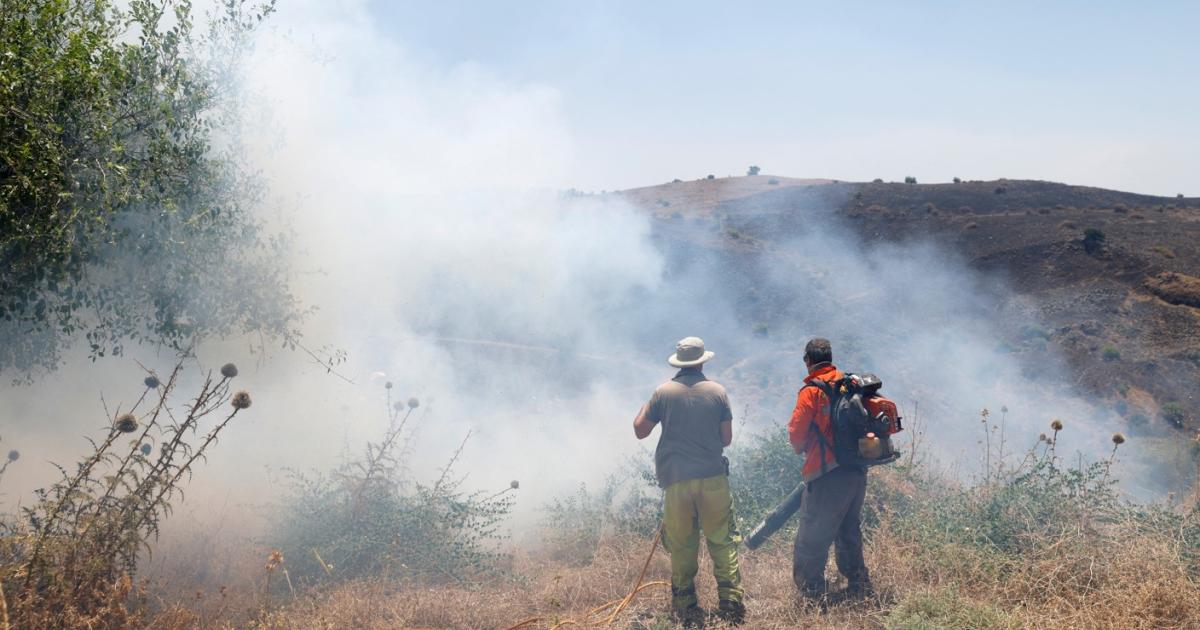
[[0, 0, 300, 376]]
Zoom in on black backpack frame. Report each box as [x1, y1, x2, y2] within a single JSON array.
[[805, 376, 900, 472]]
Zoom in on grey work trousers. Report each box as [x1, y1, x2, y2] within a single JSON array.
[[792, 465, 870, 594]]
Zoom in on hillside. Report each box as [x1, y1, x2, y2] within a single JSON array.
[[618, 176, 1200, 434]]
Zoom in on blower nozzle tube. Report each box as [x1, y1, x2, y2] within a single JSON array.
[[744, 481, 805, 550]]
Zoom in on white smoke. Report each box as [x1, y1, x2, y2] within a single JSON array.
[[0, 0, 1143, 524]]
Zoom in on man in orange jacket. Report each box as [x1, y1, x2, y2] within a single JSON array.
[[786, 337, 872, 601]]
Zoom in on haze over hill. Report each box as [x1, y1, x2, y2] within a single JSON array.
[[614, 175, 1200, 448]]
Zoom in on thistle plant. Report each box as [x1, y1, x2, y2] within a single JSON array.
[[3, 358, 253, 627]]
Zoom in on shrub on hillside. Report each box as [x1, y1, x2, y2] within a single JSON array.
[[905, 176, 917, 185], [1082, 227, 1106, 254], [1161, 402, 1187, 427]]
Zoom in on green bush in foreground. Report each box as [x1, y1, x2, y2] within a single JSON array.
[[270, 395, 515, 584]]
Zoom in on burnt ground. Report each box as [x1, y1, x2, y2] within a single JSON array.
[[615, 176, 1200, 435]]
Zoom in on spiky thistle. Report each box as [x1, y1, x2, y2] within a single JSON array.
[[115, 413, 139, 433], [231, 391, 252, 410]]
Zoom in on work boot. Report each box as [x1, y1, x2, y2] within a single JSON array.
[[670, 604, 706, 628], [828, 580, 876, 605], [796, 583, 831, 611], [715, 599, 746, 625]]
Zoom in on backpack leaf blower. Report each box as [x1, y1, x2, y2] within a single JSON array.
[[744, 373, 903, 549], [744, 481, 805, 550]]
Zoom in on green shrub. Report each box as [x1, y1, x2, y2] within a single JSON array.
[[1161, 402, 1187, 427], [905, 176, 917, 185], [767, 178, 780, 185], [887, 587, 1016, 629], [1019, 325, 1051, 341], [270, 397, 515, 584], [727, 426, 803, 532], [1102, 346, 1121, 361], [747, 165, 761, 176], [540, 462, 661, 564]]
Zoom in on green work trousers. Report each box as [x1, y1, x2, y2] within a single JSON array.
[[662, 474, 744, 608]]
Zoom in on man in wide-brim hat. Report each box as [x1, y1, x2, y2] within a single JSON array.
[[633, 337, 745, 626]]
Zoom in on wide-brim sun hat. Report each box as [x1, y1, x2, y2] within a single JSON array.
[[668, 336, 715, 367]]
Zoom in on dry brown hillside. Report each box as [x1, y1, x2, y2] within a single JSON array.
[[617, 176, 1200, 435]]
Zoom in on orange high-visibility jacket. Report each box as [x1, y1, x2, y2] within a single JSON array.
[[787, 363, 843, 481]]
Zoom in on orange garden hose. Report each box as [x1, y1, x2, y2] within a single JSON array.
[[500, 530, 667, 630]]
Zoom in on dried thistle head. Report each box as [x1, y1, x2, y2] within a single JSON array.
[[980, 408, 990, 420], [144, 375, 160, 389], [265, 549, 284, 572], [510, 480, 520, 490], [1038, 433, 1047, 443], [220, 363, 238, 378], [1111, 433, 1126, 445], [116, 413, 139, 433], [140, 443, 153, 456], [6, 450, 18, 462], [393, 401, 404, 412], [385, 381, 394, 390], [408, 397, 419, 409], [1001, 405, 1009, 414], [1050, 419, 1064, 432], [231, 391, 252, 410]]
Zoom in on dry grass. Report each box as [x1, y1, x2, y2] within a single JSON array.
[[6, 381, 1199, 629], [129, 477, 1200, 629]]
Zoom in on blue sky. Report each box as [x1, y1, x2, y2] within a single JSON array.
[[367, 1, 1198, 195]]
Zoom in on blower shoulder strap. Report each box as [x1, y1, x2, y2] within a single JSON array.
[[803, 379, 839, 474]]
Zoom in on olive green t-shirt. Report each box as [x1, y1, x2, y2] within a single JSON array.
[[644, 368, 733, 488]]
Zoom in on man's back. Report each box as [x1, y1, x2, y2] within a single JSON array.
[[646, 368, 731, 487]]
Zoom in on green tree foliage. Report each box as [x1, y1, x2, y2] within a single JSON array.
[[746, 165, 760, 176], [904, 176, 917, 184], [0, 0, 299, 375]]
